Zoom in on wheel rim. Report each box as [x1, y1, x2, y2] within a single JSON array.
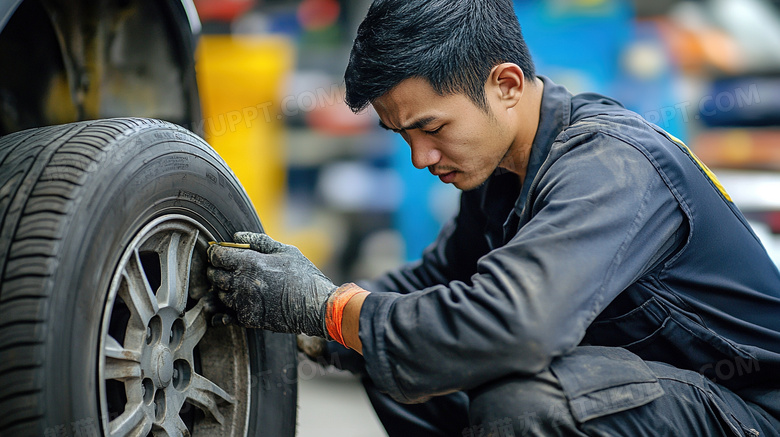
[[99, 214, 250, 436]]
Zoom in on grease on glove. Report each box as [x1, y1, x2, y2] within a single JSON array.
[[206, 232, 338, 338]]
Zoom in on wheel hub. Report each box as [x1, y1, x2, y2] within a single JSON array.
[[151, 345, 174, 387]]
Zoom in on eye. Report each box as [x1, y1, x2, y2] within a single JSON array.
[[423, 125, 444, 135]]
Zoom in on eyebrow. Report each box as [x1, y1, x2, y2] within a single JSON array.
[[379, 116, 438, 132]]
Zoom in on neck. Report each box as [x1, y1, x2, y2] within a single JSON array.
[[502, 77, 544, 182]]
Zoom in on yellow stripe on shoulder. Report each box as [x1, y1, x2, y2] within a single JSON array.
[[666, 133, 733, 203]]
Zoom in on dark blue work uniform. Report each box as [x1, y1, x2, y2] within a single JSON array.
[[334, 77, 780, 436]]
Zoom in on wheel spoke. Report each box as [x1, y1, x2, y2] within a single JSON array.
[[184, 373, 235, 424], [157, 230, 198, 313], [104, 335, 142, 381], [105, 358, 142, 381], [120, 250, 159, 325], [104, 335, 142, 361], [108, 403, 152, 437], [166, 388, 188, 415], [153, 411, 190, 437], [177, 300, 207, 356]]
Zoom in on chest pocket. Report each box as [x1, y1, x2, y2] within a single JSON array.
[[582, 296, 758, 390]]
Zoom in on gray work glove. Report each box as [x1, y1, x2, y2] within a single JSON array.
[[297, 334, 328, 360], [206, 232, 338, 338]]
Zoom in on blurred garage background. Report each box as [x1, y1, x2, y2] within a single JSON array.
[[191, 0, 780, 435]]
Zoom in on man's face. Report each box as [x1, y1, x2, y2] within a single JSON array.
[[373, 77, 517, 191]]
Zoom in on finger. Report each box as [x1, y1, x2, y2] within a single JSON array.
[[202, 287, 228, 314], [210, 313, 235, 327], [297, 334, 327, 359], [207, 244, 247, 269], [206, 266, 238, 291], [234, 231, 286, 254], [232, 231, 262, 246], [216, 287, 239, 308]]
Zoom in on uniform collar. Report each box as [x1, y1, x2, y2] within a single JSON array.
[[477, 76, 573, 247], [515, 76, 572, 212]]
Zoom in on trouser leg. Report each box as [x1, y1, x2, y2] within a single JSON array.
[[362, 376, 470, 437], [467, 369, 585, 437], [326, 340, 470, 436], [466, 347, 780, 437], [329, 341, 779, 436]]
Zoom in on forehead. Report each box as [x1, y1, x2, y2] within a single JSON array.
[[373, 77, 439, 109], [372, 78, 475, 126]]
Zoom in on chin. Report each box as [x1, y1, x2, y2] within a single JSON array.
[[454, 177, 488, 192]]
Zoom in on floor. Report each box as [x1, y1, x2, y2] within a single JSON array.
[[296, 367, 387, 437]]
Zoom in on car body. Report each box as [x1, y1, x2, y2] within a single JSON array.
[[0, 0, 202, 137]]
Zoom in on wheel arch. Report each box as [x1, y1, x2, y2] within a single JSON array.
[[0, 0, 24, 32], [0, 0, 203, 137]]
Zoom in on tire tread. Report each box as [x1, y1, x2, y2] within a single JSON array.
[[0, 119, 160, 435]]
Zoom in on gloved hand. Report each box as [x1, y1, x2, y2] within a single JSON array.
[[206, 232, 338, 338], [297, 334, 328, 360]]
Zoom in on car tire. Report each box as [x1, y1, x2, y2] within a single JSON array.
[[0, 118, 297, 436]]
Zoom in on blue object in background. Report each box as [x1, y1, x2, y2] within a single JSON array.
[[516, 0, 689, 141], [699, 76, 780, 127], [514, 0, 634, 95], [613, 21, 690, 142]]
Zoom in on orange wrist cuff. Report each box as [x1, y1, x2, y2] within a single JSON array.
[[325, 283, 368, 347]]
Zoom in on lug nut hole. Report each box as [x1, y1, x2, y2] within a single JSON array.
[[169, 318, 185, 348], [142, 378, 154, 405], [154, 389, 166, 421], [146, 316, 162, 345], [173, 359, 192, 391]]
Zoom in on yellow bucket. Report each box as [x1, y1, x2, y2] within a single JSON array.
[[196, 35, 294, 235]]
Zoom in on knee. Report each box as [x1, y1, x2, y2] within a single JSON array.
[[467, 370, 574, 436]]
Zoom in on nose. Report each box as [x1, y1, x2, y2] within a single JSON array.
[[409, 136, 441, 170]]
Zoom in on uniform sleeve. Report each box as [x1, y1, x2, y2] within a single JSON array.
[[358, 134, 686, 403], [359, 190, 492, 295]]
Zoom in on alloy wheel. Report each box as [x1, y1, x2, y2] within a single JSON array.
[[98, 215, 250, 436]]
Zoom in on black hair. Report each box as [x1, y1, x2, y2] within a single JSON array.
[[344, 0, 535, 114]]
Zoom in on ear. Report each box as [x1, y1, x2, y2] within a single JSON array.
[[488, 63, 524, 109]]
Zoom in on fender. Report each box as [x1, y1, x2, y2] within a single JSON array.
[[0, 0, 23, 32], [0, 0, 200, 38]]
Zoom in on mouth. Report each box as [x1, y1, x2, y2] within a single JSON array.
[[434, 170, 458, 184]]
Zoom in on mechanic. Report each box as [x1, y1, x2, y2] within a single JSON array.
[[206, 0, 780, 435]]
